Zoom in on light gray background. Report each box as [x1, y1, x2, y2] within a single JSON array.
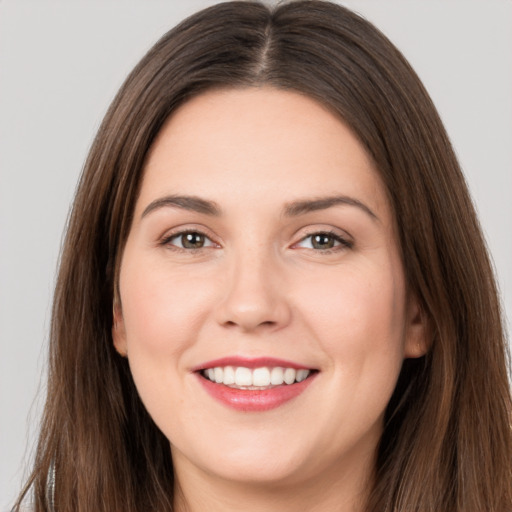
[[1, 0, 511, 508]]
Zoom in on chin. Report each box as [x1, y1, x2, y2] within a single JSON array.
[[204, 454, 310, 487], [172, 428, 316, 487]]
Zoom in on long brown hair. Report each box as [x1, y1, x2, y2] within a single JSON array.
[[15, 1, 511, 511]]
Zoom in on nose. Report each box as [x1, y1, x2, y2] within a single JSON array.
[[214, 248, 292, 333]]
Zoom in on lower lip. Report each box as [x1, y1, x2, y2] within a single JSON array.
[[196, 373, 316, 412]]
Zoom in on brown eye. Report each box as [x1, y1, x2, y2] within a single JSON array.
[[165, 231, 216, 250], [296, 231, 352, 251], [181, 232, 206, 249], [311, 234, 336, 249]]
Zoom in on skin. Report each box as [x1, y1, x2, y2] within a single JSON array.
[[113, 87, 427, 512]]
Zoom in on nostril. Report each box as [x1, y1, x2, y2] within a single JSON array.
[[223, 319, 278, 331]]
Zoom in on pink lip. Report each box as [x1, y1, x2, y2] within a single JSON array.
[[191, 356, 315, 372], [197, 375, 316, 412], [193, 358, 317, 412]]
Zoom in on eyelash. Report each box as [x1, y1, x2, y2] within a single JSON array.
[[295, 230, 353, 253], [160, 229, 353, 254], [160, 230, 218, 251]]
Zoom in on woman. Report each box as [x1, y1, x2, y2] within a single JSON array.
[[13, 1, 512, 511]]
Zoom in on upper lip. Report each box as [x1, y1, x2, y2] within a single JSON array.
[[191, 356, 317, 372]]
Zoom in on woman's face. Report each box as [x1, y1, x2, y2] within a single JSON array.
[[113, 87, 426, 489]]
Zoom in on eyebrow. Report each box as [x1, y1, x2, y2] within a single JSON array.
[[140, 194, 378, 221], [283, 195, 379, 221], [141, 195, 221, 218]]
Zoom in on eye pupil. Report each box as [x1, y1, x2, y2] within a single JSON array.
[[312, 234, 335, 249], [182, 232, 205, 248]]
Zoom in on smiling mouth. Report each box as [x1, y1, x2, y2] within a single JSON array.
[[200, 366, 313, 389], [194, 357, 318, 411]]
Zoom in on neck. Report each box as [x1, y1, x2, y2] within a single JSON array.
[[172, 447, 375, 512]]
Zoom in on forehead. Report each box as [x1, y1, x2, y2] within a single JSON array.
[[138, 87, 390, 221]]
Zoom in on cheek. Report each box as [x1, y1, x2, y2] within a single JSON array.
[[120, 259, 216, 356], [295, 260, 407, 445], [118, 258, 219, 430], [298, 257, 407, 386]]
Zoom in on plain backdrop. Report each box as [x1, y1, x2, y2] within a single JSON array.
[[1, 0, 511, 508]]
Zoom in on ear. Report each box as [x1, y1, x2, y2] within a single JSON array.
[[112, 301, 128, 357], [403, 294, 430, 359]]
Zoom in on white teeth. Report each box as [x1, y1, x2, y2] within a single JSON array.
[[252, 367, 270, 387], [202, 366, 311, 388], [223, 365, 235, 385], [296, 369, 309, 382], [270, 367, 284, 385], [235, 367, 253, 386], [283, 368, 296, 385], [214, 367, 223, 384]]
